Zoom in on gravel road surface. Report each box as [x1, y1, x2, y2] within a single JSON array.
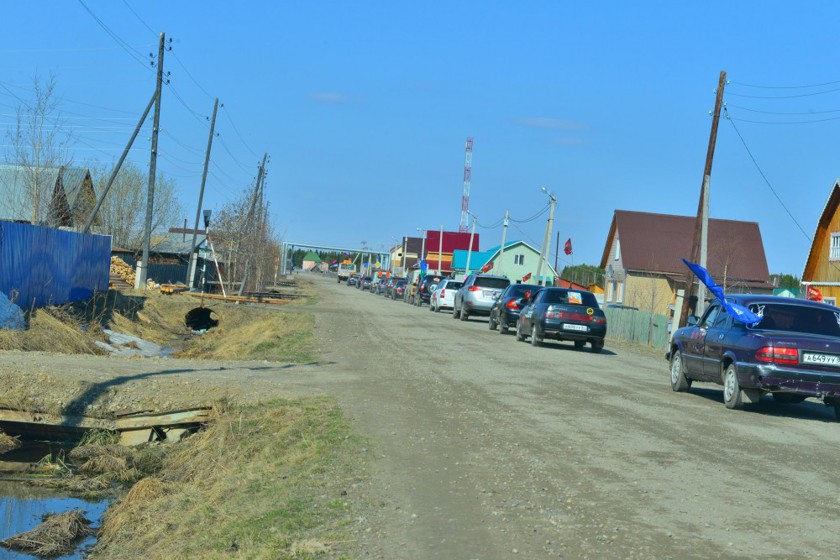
[[3, 273, 840, 559]]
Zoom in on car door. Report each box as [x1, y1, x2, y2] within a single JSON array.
[[519, 290, 541, 333], [683, 304, 720, 379], [702, 305, 731, 381]]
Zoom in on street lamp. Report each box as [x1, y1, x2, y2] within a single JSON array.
[[535, 187, 557, 286]]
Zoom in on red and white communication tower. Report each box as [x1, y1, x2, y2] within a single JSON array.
[[459, 137, 474, 233]]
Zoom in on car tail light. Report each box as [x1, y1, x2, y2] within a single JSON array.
[[468, 286, 480, 292], [506, 299, 519, 310], [756, 346, 799, 365], [440, 289, 445, 298]]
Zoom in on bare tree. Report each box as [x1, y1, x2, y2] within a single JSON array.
[[4, 73, 74, 225], [90, 161, 182, 249]]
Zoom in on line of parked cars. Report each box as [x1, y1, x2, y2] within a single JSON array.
[[351, 271, 608, 353]]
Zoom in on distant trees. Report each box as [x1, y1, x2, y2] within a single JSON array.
[[560, 264, 605, 287], [4, 73, 74, 224], [90, 161, 181, 249], [771, 273, 800, 290]]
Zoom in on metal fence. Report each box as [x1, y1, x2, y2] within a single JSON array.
[[0, 222, 111, 308], [605, 307, 671, 351]]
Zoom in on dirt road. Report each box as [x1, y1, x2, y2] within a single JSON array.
[[4, 274, 840, 559], [289, 274, 840, 559]]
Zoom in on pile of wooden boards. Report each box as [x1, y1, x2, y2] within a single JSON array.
[[110, 256, 135, 288]]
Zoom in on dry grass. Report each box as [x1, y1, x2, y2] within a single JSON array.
[[0, 286, 317, 363], [95, 397, 366, 559], [0, 509, 93, 557], [0, 429, 20, 454]]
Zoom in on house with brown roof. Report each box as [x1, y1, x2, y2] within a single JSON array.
[[599, 210, 774, 316], [801, 180, 840, 306]]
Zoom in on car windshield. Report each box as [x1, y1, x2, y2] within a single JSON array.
[[746, 302, 840, 336], [474, 277, 509, 289], [542, 289, 599, 307]]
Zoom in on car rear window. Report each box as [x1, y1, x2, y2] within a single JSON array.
[[508, 285, 539, 298], [474, 277, 510, 289], [543, 289, 599, 307], [444, 281, 463, 290], [747, 303, 840, 336]]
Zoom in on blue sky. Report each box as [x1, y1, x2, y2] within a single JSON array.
[[2, 2, 840, 275]]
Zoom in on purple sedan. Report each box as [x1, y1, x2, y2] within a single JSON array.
[[667, 294, 840, 417]]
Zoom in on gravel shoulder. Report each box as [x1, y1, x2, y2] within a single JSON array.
[[3, 274, 840, 558]]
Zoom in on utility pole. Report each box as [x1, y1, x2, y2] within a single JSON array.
[[136, 32, 166, 289], [554, 231, 560, 278], [498, 209, 509, 276], [535, 189, 557, 286], [464, 214, 477, 274], [238, 153, 267, 296], [186, 97, 219, 288], [679, 70, 726, 327], [84, 92, 156, 233], [438, 225, 443, 274]]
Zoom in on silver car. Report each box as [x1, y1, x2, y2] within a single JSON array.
[[453, 274, 510, 322]]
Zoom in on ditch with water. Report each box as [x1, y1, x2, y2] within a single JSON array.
[[1, 441, 110, 559]]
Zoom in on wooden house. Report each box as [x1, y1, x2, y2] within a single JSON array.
[[599, 210, 774, 316], [801, 180, 840, 305]]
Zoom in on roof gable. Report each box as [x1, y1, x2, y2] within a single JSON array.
[[601, 210, 770, 281], [302, 251, 322, 262], [802, 180, 840, 280]]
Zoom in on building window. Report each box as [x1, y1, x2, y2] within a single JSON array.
[[825, 297, 837, 306], [831, 233, 840, 261], [616, 281, 624, 302], [514, 254, 525, 265], [614, 238, 620, 260]]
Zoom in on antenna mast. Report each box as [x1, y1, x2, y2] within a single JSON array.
[[459, 137, 473, 233]]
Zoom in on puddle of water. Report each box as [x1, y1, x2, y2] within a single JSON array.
[[1, 442, 109, 559]]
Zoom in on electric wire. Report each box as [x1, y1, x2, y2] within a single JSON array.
[[222, 107, 260, 159], [120, 0, 156, 35], [726, 86, 840, 100], [76, 0, 152, 72], [729, 78, 840, 89], [723, 107, 811, 243], [725, 103, 840, 116], [509, 202, 549, 223]]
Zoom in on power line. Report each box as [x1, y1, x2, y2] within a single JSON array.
[[120, 0, 156, 35], [723, 107, 811, 243], [76, 0, 152, 72], [727, 86, 840, 100], [509, 202, 549, 223], [222, 106, 260, 159], [729, 78, 840, 90], [725, 103, 840, 116]]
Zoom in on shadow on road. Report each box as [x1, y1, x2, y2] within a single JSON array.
[[684, 386, 838, 423]]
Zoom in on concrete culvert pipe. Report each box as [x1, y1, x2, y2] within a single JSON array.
[[185, 307, 219, 331]]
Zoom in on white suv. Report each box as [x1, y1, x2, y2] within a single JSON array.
[[430, 278, 463, 312], [453, 274, 510, 322]]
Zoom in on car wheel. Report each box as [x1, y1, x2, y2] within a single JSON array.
[[488, 315, 497, 330], [530, 325, 541, 347], [723, 364, 744, 410], [499, 318, 508, 334], [772, 393, 806, 404], [574, 340, 586, 350], [669, 350, 691, 392], [460, 308, 469, 321], [591, 341, 604, 353], [515, 321, 525, 341]]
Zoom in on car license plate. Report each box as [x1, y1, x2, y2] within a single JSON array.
[[563, 324, 588, 332], [802, 352, 840, 366]]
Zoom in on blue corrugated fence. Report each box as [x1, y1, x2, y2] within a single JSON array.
[[0, 222, 111, 308]]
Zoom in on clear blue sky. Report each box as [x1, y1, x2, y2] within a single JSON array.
[[3, 1, 840, 275]]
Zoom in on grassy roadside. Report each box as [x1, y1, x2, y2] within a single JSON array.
[[92, 397, 366, 560]]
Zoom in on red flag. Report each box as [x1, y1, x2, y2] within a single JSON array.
[[807, 285, 823, 302], [522, 272, 532, 282], [564, 238, 573, 255], [481, 261, 494, 273]]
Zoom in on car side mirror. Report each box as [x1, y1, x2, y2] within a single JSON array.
[[687, 316, 698, 326]]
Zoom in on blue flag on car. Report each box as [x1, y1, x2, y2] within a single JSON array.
[[682, 259, 762, 324]]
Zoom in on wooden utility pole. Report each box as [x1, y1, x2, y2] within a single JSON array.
[[186, 97, 219, 287], [136, 32, 166, 289], [679, 70, 726, 327], [84, 92, 156, 233], [237, 153, 267, 296]]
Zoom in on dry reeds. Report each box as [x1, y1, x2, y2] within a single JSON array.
[[99, 477, 166, 543], [0, 509, 93, 557], [0, 429, 20, 454]]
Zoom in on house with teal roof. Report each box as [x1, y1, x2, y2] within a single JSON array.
[[451, 240, 558, 284]]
